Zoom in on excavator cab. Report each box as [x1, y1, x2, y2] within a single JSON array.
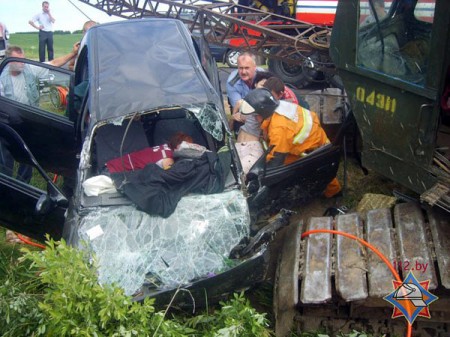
[[330, 0, 450, 211]]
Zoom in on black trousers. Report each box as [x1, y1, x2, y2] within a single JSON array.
[[38, 30, 54, 62]]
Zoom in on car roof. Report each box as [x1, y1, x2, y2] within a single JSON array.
[[85, 18, 223, 124]]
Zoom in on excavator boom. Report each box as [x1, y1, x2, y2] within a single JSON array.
[[78, 0, 335, 84]]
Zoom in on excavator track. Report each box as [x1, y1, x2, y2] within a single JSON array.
[[274, 202, 450, 337]]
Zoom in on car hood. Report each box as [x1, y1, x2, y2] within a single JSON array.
[[86, 19, 224, 125]]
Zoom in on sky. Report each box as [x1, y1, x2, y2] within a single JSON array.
[[1, 0, 124, 33]]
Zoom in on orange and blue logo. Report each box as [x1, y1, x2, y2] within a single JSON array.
[[384, 271, 438, 325]]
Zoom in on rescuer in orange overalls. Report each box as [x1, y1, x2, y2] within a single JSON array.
[[240, 86, 341, 198]]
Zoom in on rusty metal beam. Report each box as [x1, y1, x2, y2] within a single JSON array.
[[78, 0, 333, 69]]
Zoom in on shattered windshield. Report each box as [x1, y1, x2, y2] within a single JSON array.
[[186, 103, 224, 141], [78, 190, 250, 295]]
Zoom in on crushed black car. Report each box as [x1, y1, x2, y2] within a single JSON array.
[[0, 18, 341, 305]]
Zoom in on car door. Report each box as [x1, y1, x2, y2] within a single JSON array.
[[0, 122, 67, 242], [0, 58, 78, 241], [0, 57, 78, 177]]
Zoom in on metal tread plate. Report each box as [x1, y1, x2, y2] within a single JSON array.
[[274, 222, 302, 310], [365, 208, 397, 297], [274, 222, 302, 337], [428, 208, 450, 288], [394, 202, 438, 289], [298, 202, 449, 305], [335, 213, 368, 301], [300, 217, 332, 304]]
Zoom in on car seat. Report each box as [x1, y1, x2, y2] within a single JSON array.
[[94, 120, 149, 172]]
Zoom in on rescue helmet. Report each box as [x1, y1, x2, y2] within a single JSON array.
[[240, 88, 279, 119]]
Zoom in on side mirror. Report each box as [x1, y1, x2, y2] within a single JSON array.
[[36, 182, 68, 214], [36, 193, 53, 215], [0, 122, 68, 214]]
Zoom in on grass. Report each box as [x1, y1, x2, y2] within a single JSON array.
[[337, 157, 407, 210], [9, 33, 82, 61], [7, 32, 246, 68]]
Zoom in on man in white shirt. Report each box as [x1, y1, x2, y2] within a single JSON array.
[[29, 1, 55, 62]]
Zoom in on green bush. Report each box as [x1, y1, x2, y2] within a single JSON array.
[[0, 237, 273, 336], [0, 248, 44, 337], [186, 292, 272, 337]]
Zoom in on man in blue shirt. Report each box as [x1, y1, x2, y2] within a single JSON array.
[[226, 52, 264, 134]]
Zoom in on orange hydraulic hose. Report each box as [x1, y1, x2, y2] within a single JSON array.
[[16, 233, 46, 250], [301, 229, 412, 337], [56, 86, 68, 107]]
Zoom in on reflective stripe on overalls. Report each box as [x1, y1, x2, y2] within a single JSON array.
[[293, 107, 314, 144]]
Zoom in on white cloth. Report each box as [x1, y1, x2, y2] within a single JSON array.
[[83, 175, 117, 196]]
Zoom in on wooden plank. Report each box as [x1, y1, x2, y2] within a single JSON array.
[[365, 208, 397, 297], [274, 222, 301, 337], [394, 202, 438, 289], [335, 213, 368, 301], [300, 216, 332, 304], [427, 208, 450, 289]]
